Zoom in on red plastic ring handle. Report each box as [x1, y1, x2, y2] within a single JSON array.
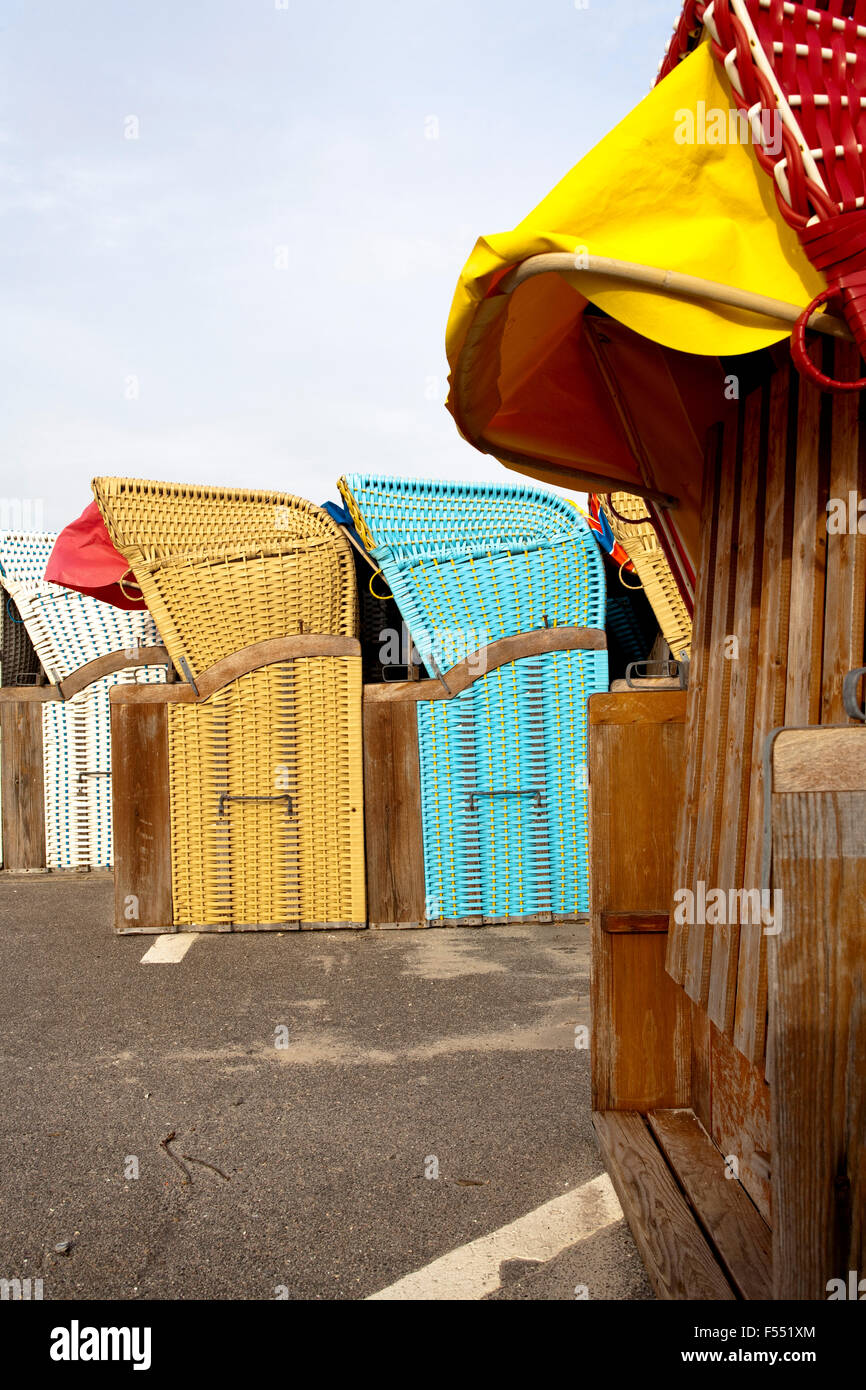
[[792, 288, 866, 393]]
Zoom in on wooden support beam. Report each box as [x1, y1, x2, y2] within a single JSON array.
[[589, 692, 690, 1112], [110, 702, 173, 932], [362, 700, 426, 928], [0, 702, 46, 870], [769, 725, 866, 1299]]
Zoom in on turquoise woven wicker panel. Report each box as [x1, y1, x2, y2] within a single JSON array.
[[417, 649, 608, 921], [341, 476, 605, 677]]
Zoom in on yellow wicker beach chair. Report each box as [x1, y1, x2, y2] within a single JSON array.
[[93, 478, 365, 930], [599, 493, 692, 662]]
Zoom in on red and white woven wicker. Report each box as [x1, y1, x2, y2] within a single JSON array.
[[659, 0, 866, 392]]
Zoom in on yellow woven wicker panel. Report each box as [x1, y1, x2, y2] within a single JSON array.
[[601, 493, 693, 661], [167, 660, 365, 928], [92, 478, 358, 677]]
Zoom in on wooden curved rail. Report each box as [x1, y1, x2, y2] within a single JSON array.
[[364, 626, 606, 704], [190, 634, 362, 700], [56, 647, 172, 700]]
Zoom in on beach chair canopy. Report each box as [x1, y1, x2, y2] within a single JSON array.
[[45, 501, 147, 610], [445, 4, 866, 586]]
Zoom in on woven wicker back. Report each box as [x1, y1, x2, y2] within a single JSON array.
[[1, 594, 44, 686], [92, 478, 358, 679], [0, 531, 161, 683], [599, 494, 692, 660], [339, 475, 605, 676]]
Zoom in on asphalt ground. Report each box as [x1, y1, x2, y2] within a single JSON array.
[[0, 874, 652, 1301]]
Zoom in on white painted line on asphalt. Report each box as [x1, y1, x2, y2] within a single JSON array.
[[366, 1171, 623, 1300], [140, 934, 199, 964]]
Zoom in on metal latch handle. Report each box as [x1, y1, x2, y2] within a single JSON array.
[[843, 666, 866, 722], [625, 659, 689, 690]]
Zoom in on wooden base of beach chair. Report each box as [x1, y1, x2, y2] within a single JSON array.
[[111, 639, 366, 934]]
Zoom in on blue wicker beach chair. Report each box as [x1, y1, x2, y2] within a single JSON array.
[[339, 475, 608, 919]]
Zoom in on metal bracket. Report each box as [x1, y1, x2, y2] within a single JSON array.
[[76, 770, 109, 795], [843, 666, 866, 723], [625, 659, 688, 690], [178, 656, 199, 696], [218, 793, 294, 818]]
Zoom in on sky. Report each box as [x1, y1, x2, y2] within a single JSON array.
[[0, 0, 680, 531]]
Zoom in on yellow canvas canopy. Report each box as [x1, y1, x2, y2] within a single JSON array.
[[445, 40, 828, 564]]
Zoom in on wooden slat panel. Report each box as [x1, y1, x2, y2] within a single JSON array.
[[648, 1108, 772, 1301], [710, 1021, 772, 1224], [362, 700, 426, 927], [785, 368, 827, 725], [667, 428, 721, 985], [110, 703, 172, 931], [589, 693, 690, 1111], [690, 998, 712, 1134], [821, 341, 866, 725], [734, 365, 795, 1063], [708, 388, 766, 1033], [592, 1111, 736, 1300], [683, 400, 741, 1006], [0, 702, 45, 870], [771, 731, 866, 1299]]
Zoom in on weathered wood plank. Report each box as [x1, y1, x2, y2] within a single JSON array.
[[589, 693, 690, 1111], [820, 341, 866, 725], [366, 626, 606, 704], [601, 911, 670, 934], [110, 702, 173, 931], [708, 388, 765, 1034], [0, 686, 62, 703], [709, 1021, 772, 1224], [668, 427, 722, 985], [0, 702, 46, 870], [57, 646, 171, 700], [362, 700, 426, 928], [588, 691, 686, 726], [684, 402, 741, 1007], [734, 364, 795, 1064], [770, 729, 866, 1298], [648, 1107, 772, 1301], [785, 369, 827, 725], [592, 1111, 736, 1301], [194, 635, 361, 700], [773, 727, 866, 792]]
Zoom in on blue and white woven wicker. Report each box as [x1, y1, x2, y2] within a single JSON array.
[[0, 531, 166, 868], [338, 475, 608, 918]]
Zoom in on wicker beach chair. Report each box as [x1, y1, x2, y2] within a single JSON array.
[[1, 595, 44, 687], [0, 531, 167, 869], [597, 494, 693, 661], [92, 478, 365, 929], [339, 474, 608, 920]]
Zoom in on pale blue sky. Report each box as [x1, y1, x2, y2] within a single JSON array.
[[0, 0, 679, 529]]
